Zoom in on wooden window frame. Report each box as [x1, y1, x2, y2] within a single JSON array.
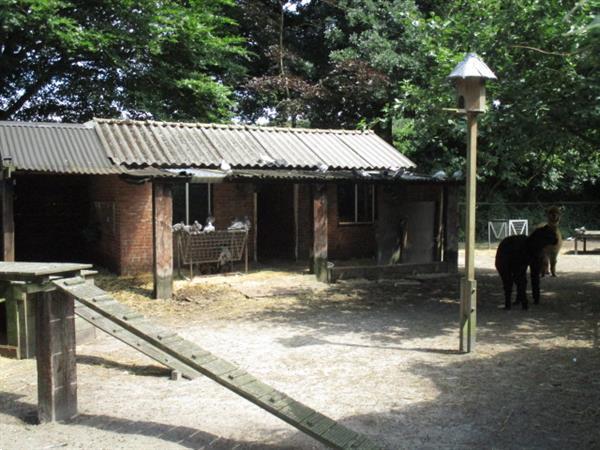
[[338, 184, 376, 225], [181, 182, 212, 225]]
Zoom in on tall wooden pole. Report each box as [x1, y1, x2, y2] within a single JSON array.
[[152, 182, 173, 299], [313, 184, 329, 282], [460, 112, 478, 353], [1, 178, 15, 261]]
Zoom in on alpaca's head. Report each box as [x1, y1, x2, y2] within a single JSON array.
[[546, 206, 562, 226]]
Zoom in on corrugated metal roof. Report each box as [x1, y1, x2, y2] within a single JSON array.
[[0, 121, 186, 178], [0, 121, 124, 175], [94, 119, 416, 171], [165, 168, 226, 183], [228, 169, 453, 184], [0, 119, 417, 176]]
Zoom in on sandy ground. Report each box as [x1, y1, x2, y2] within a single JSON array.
[[1, 241, 599, 450]]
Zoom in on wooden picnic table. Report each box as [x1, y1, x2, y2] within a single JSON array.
[[574, 230, 600, 254], [0, 262, 92, 423]]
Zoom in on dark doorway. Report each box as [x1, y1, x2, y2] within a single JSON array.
[[0, 302, 6, 345], [402, 201, 436, 263], [257, 183, 294, 260], [14, 174, 90, 263]]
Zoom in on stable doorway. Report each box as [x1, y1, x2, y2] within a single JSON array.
[[257, 184, 295, 261]]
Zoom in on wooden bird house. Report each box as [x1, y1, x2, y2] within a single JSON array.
[[448, 53, 497, 113]]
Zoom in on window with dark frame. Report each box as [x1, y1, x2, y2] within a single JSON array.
[[172, 183, 212, 225], [337, 183, 375, 224]]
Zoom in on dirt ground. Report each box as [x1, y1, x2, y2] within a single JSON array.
[[1, 242, 599, 450]]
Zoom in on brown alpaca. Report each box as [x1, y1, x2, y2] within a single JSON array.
[[541, 206, 562, 277], [496, 225, 558, 309]]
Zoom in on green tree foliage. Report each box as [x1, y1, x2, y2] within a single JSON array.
[[321, 0, 599, 198], [406, 0, 599, 199], [233, 0, 327, 126], [234, 0, 398, 134], [236, 0, 599, 198], [0, 0, 246, 122]]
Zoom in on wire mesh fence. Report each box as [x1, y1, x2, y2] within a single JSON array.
[[174, 229, 249, 277], [458, 201, 600, 245]]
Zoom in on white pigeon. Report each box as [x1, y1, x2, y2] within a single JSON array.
[[258, 154, 275, 165], [316, 163, 329, 173], [432, 170, 447, 180], [204, 216, 216, 232], [220, 160, 232, 172]]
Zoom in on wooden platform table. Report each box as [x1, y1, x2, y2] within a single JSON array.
[[574, 230, 600, 254], [0, 262, 92, 423]]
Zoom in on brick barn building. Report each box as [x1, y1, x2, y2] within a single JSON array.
[[0, 119, 459, 298]]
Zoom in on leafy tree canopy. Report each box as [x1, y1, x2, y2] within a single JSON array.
[[389, 0, 600, 199], [2, 0, 598, 198], [236, 0, 599, 198], [0, 0, 246, 122]]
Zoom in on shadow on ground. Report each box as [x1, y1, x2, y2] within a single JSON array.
[[76, 354, 171, 378], [0, 392, 293, 449], [230, 268, 600, 351], [344, 345, 600, 449], [3, 345, 599, 449]]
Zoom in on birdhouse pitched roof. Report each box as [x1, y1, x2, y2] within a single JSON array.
[[448, 53, 497, 80]]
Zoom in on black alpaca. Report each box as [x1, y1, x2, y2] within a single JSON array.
[[495, 225, 558, 310]]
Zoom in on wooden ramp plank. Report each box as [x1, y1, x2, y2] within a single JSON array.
[[54, 277, 380, 450], [74, 301, 202, 380]]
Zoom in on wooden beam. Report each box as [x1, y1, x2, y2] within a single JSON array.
[[4, 283, 36, 359], [434, 188, 444, 261], [293, 184, 299, 261], [313, 184, 328, 282], [36, 288, 78, 422], [152, 182, 173, 299], [1, 179, 15, 261], [253, 191, 258, 262], [460, 112, 478, 353], [443, 184, 459, 270]]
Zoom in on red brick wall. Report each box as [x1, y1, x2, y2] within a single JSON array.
[[326, 184, 376, 260], [295, 183, 377, 261], [117, 180, 153, 274], [89, 176, 154, 275], [90, 179, 256, 275], [86, 178, 449, 274], [213, 182, 255, 259]]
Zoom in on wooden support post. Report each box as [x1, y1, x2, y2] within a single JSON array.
[[443, 184, 459, 271], [460, 112, 478, 353], [1, 178, 15, 261], [293, 184, 299, 261], [4, 284, 37, 359], [313, 184, 329, 282], [152, 182, 173, 299], [434, 188, 444, 261], [253, 191, 258, 262], [36, 289, 77, 423]]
